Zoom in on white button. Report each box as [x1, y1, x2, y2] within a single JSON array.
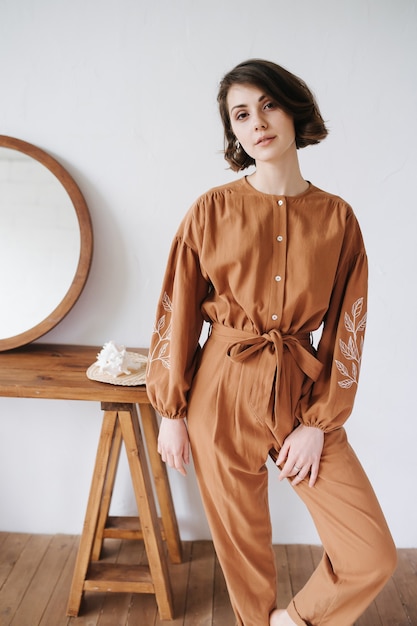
[[277, 235, 283, 242], [275, 275, 282, 282], [278, 200, 284, 206], [272, 314, 278, 321]]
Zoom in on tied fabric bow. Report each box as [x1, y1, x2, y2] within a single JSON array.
[[219, 325, 323, 426]]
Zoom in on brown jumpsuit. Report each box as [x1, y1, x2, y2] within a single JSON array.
[[146, 178, 396, 626]]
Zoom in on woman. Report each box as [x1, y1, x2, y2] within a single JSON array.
[[146, 59, 396, 626]]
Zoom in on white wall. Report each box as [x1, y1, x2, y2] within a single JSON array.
[[0, 0, 416, 547]]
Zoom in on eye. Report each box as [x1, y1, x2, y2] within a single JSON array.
[[235, 110, 248, 121], [264, 100, 277, 111]]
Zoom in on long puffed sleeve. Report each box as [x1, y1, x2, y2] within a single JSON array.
[[146, 210, 211, 419], [297, 214, 368, 431]]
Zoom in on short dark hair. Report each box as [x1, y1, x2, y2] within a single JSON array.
[[217, 59, 329, 171]]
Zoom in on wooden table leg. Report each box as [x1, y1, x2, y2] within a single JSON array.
[[67, 403, 175, 620], [139, 402, 183, 564], [91, 417, 123, 560], [117, 404, 173, 619], [66, 409, 119, 617]]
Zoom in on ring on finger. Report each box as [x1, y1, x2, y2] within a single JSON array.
[[293, 465, 301, 473]]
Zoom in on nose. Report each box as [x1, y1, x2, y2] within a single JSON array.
[[253, 112, 267, 130]]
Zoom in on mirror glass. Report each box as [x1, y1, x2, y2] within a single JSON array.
[[0, 136, 93, 351]]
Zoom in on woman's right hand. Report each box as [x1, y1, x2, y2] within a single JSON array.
[[157, 417, 190, 476]]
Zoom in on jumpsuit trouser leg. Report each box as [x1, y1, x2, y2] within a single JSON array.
[[187, 341, 396, 626], [284, 427, 397, 626]]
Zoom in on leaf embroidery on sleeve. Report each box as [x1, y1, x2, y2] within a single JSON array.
[[147, 292, 173, 374], [335, 297, 366, 389]]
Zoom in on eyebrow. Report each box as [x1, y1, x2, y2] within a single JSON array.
[[230, 94, 268, 113]]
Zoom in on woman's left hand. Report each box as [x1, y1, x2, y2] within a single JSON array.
[[276, 424, 324, 487]]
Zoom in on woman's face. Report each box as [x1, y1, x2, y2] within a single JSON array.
[[227, 83, 296, 166]]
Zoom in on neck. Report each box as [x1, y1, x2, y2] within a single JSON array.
[[247, 155, 308, 196]]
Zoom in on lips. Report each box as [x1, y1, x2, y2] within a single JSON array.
[[256, 135, 275, 146]]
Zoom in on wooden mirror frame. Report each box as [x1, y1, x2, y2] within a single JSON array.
[[0, 135, 93, 351]]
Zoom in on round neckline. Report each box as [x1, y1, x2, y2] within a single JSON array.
[[241, 175, 313, 199]]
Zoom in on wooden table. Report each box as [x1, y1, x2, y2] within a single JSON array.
[[0, 343, 182, 620]]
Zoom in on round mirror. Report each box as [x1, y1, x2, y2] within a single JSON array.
[[0, 135, 93, 351]]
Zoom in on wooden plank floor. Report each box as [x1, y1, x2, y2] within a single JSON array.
[[0, 533, 415, 625]]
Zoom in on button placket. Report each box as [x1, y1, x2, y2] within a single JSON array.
[[268, 198, 287, 326]]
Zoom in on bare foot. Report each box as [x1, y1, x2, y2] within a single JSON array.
[[269, 609, 297, 625]]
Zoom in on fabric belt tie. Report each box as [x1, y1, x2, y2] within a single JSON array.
[[210, 323, 323, 425]]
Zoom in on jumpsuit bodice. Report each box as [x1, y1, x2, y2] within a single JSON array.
[[146, 177, 368, 439]]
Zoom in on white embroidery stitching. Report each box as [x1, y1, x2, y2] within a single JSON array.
[[335, 297, 367, 389], [147, 291, 173, 374]]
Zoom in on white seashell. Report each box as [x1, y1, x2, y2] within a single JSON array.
[[95, 340, 132, 377]]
